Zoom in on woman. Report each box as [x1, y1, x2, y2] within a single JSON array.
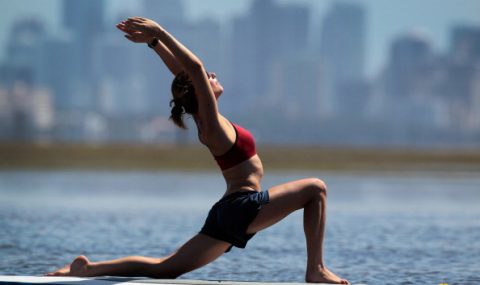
[[46, 17, 349, 284]]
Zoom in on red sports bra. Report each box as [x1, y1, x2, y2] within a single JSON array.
[[214, 123, 257, 170]]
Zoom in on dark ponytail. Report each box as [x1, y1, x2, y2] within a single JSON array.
[[170, 72, 198, 129], [169, 100, 186, 129]]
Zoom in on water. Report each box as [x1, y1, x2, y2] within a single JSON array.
[[1, 170, 479, 285]]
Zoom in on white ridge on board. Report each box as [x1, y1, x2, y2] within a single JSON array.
[[0, 276, 365, 285]]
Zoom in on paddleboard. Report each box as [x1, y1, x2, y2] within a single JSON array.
[[0, 276, 362, 285]]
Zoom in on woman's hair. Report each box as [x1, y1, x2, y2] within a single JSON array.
[[169, 71, 198, 129]]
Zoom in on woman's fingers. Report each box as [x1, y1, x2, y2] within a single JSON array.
[[118, 23, 141, 34], [116, 21, 148, 43], [117, 24, 137, 35], [125, 21, 143, 29], [116, 23, 127, 30]]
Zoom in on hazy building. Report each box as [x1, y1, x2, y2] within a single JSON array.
[[36, 36, 76, 110], [62, 0, 107, 111], [446, 25, 480, 102], [187, 19, 222, 76], [443, 25, 480, 131], [2, 18, 45, 88], [63, 0, 106, 40], [383, 33, 446, 143], [0, 87, 11, 138], [229, 13, 255, 114], [230, 0, 310, 116], [0, 18, 47, 140], [450, 25, 480, 64], [267, 57, 324, 121], [386, 33, 433, 99], [336, 79, 371, 119], [94, 36, 141, 116], [319, 2, 366, 114]]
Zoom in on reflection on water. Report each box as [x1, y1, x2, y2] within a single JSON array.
[[1, 170, 479, 285]]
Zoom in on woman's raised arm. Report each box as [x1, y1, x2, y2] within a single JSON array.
[[152, 41, 183, 76], [116, 21, 182, 76], [123, 17, 221, 134]]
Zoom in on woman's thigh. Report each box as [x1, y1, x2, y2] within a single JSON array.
[[246, 178, 325, 234]]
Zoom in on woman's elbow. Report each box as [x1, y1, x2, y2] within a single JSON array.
[[185, 59, 204, 72]]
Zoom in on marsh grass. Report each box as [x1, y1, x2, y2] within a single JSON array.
[[1, 142, 479, 172]]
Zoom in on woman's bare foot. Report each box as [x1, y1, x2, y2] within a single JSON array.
[[45, 255, 90, 277], [306, 266, 349, 284]]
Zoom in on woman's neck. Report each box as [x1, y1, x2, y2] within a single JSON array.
[[192, 115, 202, 132]]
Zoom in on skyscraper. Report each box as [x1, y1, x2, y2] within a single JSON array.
[[387, 33, 432, 98], [320, 2, 366, 84], [3, 18, 45, 87], [63, 0, 105, 40], [445, 25, 480, 130], [62, 0, 107, 110], [383, 33, 438, 142], [230, 0, 310, 116], [277, 5, 309, 57], [37, 36, 76, 110], [0, 18, 46, 140], [450, 25, 480, 64], [319, 2, 366, 114]]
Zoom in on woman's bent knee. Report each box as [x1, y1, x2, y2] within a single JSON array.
[[306, 178, 327, 197]]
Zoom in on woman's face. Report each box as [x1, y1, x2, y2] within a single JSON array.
[[207, 72, 223, 99]]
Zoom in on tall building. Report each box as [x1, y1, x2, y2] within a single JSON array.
[[319, 2, 366, 114], [277, 5, 310, 57], [320, 2, 365, 84], [94, 34, 157, 117], [0, 18, 47, 140], [62, 0, 107, 111], [230, 0, 310, 116], [37, 36, 75, 110], [382, 33, 440, 143], [2, 18, 45, 87], [63, 0, 105, 40], [386, 33, 433, 99], [267, 57, 324, 121], [450, 25, 480, 64], [444, 25, 480, 131]]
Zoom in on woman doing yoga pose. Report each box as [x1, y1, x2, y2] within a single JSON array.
[[46, 17, 349, 284]]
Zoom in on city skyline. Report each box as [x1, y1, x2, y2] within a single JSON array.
[[1, 0, 480, 77], [0, 0, 479, 146]]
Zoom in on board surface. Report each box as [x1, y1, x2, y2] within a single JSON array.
[[0, 276, 362, 285]]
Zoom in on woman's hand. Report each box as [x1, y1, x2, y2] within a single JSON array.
[[116, 20, 152, 43], [123, 17, 163, 41]]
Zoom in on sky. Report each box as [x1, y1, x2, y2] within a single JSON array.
[[1, 0, 480, 77]]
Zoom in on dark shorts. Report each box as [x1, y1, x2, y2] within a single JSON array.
[[200, 190, 270, 252]]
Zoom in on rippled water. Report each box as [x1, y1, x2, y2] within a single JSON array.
[[1, 170, 479, 285]]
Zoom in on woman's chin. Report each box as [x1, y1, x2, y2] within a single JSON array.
[[215, 88, 224, 99]]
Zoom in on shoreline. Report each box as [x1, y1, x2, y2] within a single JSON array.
[[1, 142, 480, 173]]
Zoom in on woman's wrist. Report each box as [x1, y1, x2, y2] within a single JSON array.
[[153, 26, 166, 40], [148, 37, 159, 48], [148, 25, 164, 48]]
